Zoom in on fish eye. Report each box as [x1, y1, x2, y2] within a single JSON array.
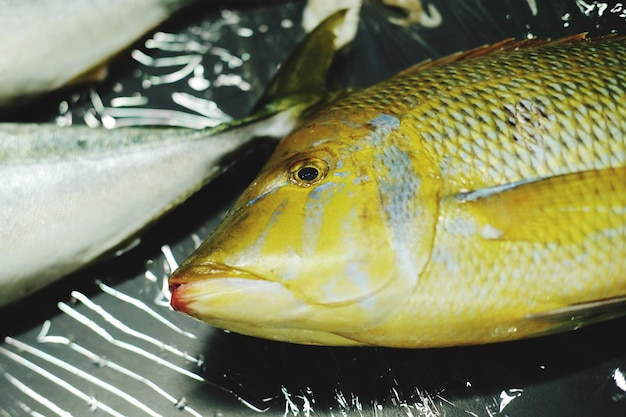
[[297, 166, 319, 181], [289, 158, 328, 187]]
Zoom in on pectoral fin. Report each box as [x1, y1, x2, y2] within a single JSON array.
[[457, 166, 626, 243]]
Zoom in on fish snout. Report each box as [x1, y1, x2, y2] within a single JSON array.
[[169, 263, 260, 312], [169, 264, 212, 314]]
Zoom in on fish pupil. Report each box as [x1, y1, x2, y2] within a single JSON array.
[[297, 166, 319, 181]]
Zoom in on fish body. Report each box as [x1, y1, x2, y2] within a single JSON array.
[[170, 36, 626, 348], [0, 0, 194, 109], [0, 11, 348, 307], [0, 116, 290, 307]]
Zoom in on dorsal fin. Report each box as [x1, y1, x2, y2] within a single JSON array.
[[395, 33, 593, 77]]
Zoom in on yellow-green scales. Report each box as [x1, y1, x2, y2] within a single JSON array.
[[170, 36, 626, 348]]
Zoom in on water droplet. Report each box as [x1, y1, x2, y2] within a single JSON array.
[[237, 27, 254, 37]]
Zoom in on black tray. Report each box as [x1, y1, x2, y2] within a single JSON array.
[[2, 1, 626, 416]]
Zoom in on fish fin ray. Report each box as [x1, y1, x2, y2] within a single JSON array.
[[458, 166, 626, 242], [212, 10, 349, 134], [394, 33, 615, 77], [252, 9, 349, 113], [527, 295, 626, 334]]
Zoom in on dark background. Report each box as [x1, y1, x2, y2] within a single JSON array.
[[2, 1, 626, 415]]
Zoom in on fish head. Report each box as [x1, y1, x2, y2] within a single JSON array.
[[170, 110, 439, 345]]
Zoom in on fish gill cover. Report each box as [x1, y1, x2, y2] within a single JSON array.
[[1, 0, 626, 416]]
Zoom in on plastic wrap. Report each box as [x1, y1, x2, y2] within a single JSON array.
[[2, 1, 626, 415]]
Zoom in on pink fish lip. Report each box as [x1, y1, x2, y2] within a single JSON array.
[[169, 262, 264, 312]]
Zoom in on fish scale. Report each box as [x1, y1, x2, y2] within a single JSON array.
[[170, 35, 626, 348]]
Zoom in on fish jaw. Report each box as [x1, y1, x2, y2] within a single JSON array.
[[169, 263, 284, 319], [169, 263, 367, 346]]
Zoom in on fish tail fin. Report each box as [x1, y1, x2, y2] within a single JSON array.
[[252, 9, 351, 115]]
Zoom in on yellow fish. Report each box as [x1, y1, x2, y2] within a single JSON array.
[[169, 35, 626, 348]]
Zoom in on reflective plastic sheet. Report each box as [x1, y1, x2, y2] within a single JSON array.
[[2, 1, 626, 416]]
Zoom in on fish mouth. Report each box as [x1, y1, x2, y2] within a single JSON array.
[[169, 261, 309, 326], [169, 262, 366, 346], [169, 262, 264, 289], [169, 262, 267, 313]]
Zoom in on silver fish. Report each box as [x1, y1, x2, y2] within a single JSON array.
[[0, 10, 347, 306], [0, 0, 195, 108]]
